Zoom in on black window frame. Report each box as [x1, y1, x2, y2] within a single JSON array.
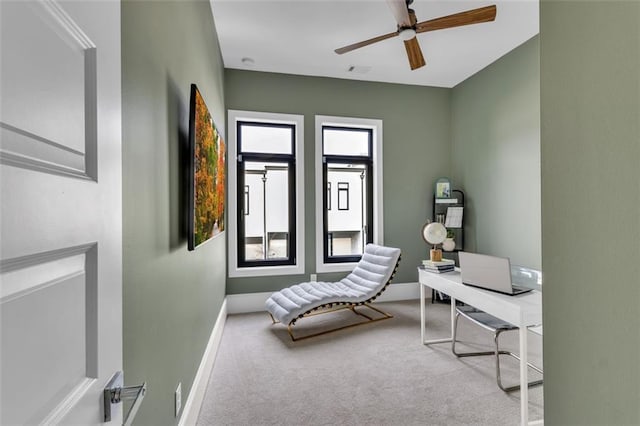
[[322, 126, 373, 264], [237, 121, 296, 268]]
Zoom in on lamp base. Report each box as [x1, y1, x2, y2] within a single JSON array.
[[430, 248, 442, 262]]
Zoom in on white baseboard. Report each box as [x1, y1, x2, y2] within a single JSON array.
[[227, 282, 421, 314], [179, 298, 228, 426], [226, 291, 273, 314], [376, 282, 420, 303]]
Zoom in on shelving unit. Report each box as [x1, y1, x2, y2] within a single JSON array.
[[431, 189, 464, 304], [433, 189, 465, 254]]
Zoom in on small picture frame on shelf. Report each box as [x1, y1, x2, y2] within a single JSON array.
[[435, 177, 451, 199]]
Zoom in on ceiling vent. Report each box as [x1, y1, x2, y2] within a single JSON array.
[[347, 65, 371, 74]]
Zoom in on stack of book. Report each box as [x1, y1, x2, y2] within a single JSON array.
[[421, 258, 455, 273]]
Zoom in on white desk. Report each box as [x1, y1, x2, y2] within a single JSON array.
[[418, 268, 542, 426]]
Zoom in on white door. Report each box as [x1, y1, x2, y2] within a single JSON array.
[[1, 0, 123, 424]]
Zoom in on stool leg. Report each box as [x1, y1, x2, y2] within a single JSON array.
[[452, 309, 543, 392], [494, 330, 507, 392], [452, 311, 496, 358], [495, 329, 544, 392]]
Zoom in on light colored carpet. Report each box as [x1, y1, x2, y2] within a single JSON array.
[[197, 300, 543, 425]]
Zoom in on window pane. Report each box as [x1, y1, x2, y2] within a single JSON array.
[[243, 161, 289, 260], [239, 123, 293, 154], [337, 182, 349, 210], [326, 163, 367, 257], [244, 185, 249, 215], [323, 128, 370, 156]]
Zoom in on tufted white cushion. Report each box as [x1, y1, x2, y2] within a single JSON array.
[[265, 244, 401, 325]]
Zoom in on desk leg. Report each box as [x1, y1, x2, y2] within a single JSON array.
[[450, 297, 456, 339], [519, 325, 529, 425], [421, 284, 454, 345], [420, 283, 425, 343]]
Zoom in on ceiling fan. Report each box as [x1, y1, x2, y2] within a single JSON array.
[[335, 0, 497, 70]]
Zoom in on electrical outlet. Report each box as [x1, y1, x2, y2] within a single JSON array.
[[310, 273, 317, 282], [175, 382, 182, 417]]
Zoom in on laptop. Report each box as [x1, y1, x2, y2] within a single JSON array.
[[458, 252, 533, 296]]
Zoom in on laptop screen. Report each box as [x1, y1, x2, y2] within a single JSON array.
[[459, 252, 514, 294]]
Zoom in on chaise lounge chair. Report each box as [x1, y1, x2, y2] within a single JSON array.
[[265, 244, 401, 341]]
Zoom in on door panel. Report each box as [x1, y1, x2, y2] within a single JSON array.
[[0, 0, 97, 178], [2, 252, 89, 424], [0, 0, 122, 424]]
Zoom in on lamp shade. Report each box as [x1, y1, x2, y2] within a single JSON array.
[[422, 222, 447, 245]]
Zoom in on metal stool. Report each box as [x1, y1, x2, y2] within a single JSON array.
[[452, 305, 543, 392]]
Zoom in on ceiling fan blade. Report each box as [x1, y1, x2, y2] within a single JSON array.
[[386, 0, 412, 27], [416, 5, 497, 33], [404, 37, 426, 70], [335, 30, 399, 55]]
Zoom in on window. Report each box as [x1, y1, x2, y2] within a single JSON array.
[[228, 110, 304, 277], [244, 185, 249, 215], [337, 182, 350, 210], [315, 116, 383, 272]]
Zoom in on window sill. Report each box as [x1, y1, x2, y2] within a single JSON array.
[[228, 263, 304, 278]]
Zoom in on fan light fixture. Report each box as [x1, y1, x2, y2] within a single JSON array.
[[399, 28, 416, 41], [334, 2, 498, 71]]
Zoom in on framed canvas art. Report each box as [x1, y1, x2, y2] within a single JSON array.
[[188, 84, 226, 250]]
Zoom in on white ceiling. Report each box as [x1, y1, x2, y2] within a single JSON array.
[[210, 0, 539, 89]]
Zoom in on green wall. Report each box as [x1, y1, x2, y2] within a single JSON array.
[[122, 1, 226, 425], [451, 36, 541, 269], [225, 71, 451, 293], [540, 1, 640, 424]]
